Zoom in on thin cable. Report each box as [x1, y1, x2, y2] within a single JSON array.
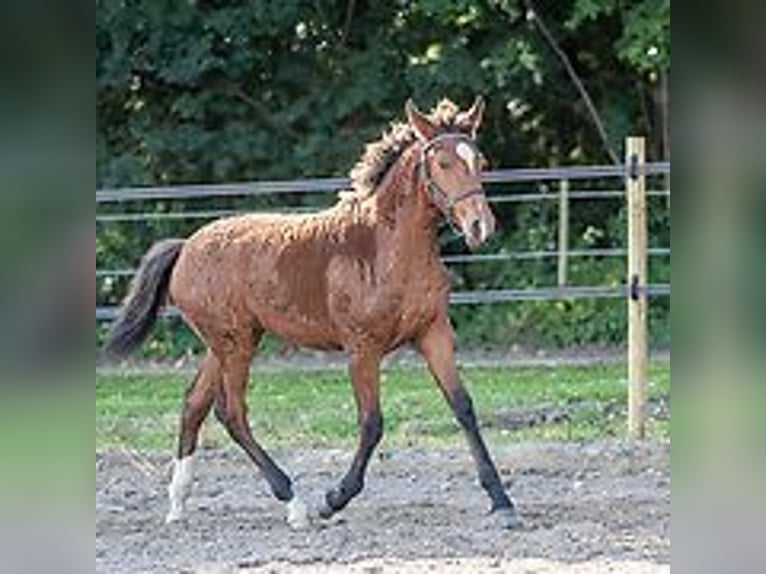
[[525, 2, 620, 165]]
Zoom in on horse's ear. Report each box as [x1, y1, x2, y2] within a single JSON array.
[[406, 99, 437, 141], [457, 96, 485, 138]]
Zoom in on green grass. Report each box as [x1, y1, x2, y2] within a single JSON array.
[[96, 361, 670, 451]]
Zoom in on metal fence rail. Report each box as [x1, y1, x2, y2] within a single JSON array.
[[95, 189, 670, 224], [96, 248, 671, 280], [96, 283, 669, 322], [96, 162, 670, 203]]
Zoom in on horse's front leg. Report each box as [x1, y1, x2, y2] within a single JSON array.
[[416, 313, 521, 529], [318, 352, 383, 519]]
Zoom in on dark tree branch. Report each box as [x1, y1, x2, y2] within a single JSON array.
[[341, 0, 357, 47]]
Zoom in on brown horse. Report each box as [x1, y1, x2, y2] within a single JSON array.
[[104, 97, 520, 530]]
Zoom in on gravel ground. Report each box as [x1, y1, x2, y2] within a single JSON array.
[[96, 440, 669, 573]]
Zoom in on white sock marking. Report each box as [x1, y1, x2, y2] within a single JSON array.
[[166, 456, 194, 523], [286, 496, 311, 530]]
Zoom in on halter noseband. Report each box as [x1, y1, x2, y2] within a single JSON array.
[[418, 133, 485, 229]]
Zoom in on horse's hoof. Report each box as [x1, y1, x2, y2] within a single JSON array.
[[164, 509, 184, 524], [286, 497, 312, 530], [316, 499, 335, 520], [490, 506, 522, 530]]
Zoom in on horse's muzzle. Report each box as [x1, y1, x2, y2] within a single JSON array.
[[459, 206, 496, 250]]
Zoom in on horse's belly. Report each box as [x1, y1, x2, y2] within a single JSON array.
[[256, 310, 343, 351]]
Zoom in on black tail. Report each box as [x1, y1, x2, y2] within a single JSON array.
[[103, 239, 185, 360]]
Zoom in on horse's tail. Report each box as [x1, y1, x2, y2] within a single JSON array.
[[103, 239, 185, 360]]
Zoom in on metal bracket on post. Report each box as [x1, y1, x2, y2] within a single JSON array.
[[628, 153, 640, 181], [630, 274, 641, 301]]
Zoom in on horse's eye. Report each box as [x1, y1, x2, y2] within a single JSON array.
[[438, 158, 452, 170]]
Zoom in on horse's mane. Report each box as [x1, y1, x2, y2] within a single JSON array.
[[348, 99, 466, 197]]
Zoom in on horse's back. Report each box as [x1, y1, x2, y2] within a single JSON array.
[[168, 209, 354, 348], [169, 213, 296, 333]]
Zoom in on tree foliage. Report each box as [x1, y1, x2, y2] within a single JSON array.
[[97, 0, 670, 351], [98, 0, 670, 186]]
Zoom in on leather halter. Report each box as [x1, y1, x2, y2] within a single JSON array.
[[417, 133, 486, 228]]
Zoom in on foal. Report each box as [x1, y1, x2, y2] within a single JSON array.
[[104, 97, 520, 529]]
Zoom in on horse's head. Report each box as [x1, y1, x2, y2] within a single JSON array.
[[406, 97, 496, 250]]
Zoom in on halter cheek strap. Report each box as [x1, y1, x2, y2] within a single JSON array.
[[418, 133, 486, 231]]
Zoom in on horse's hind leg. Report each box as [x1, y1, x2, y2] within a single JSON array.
[[213, 331, 309, 529], [166, 351, 219, 523], [318, 352, 383, 519], [416, 313, 521, 529]]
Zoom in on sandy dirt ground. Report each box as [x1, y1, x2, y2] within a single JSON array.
[[96, 439, 669, 573], [236, 557, 668, 573]]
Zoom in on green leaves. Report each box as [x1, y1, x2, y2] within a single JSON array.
[[97, 0, 670, 349], [97, 0, 671, 188], [567, 0, 670, 74], [617, 0, 670, 73]]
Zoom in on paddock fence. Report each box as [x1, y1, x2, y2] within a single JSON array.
[[96, 166, 669, 313], [97, 137, 669, 437]]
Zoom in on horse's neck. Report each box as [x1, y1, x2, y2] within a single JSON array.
[[370, 146, 441, 260]]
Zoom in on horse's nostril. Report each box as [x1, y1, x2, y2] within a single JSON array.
[[470, 219, 482, 240]]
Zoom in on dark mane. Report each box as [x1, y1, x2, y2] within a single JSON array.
[[348, 99, 466, 197]]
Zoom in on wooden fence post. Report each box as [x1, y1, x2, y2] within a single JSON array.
[[626, 137, 648, 439], [557, 179, 569, 287]]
